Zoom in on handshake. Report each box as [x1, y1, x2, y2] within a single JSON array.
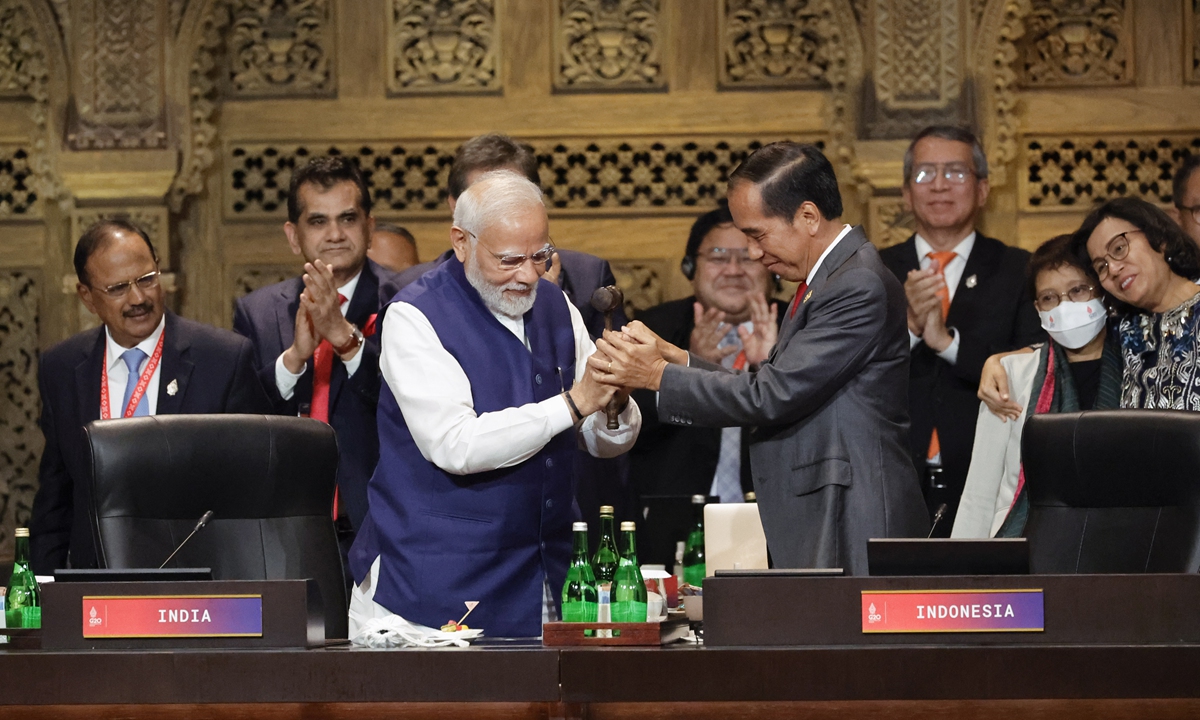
[[565, 320, 684, 423]]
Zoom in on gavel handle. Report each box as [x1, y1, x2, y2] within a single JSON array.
[[605, 398, 620, 430]]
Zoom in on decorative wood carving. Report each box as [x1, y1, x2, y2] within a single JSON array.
[[225, 137, 825, 219], [974, 0, 1032, 189], [867, 196, 915, 250], [0, 270, 41, 562], [170, 0, 189, 36], [0, 144, 39, 218], [0, 0, 51, 98], [1022, 136, 1200, 210], [169, 0, 233, 210], [71, 207, 172, 268], [720, 0, 835, 88], [67, 0, 168, 149], [610, 260, 664, 318], [554, 0, 663, 91], [223, 0, 335, 97], [874, 0, 960, 111], [389, 0, 497, 94], [1016, 0, 1130, 87], [233, 265, 299, 298]]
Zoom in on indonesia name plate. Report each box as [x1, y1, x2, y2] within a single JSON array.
[[861, 589, 1044, 634]]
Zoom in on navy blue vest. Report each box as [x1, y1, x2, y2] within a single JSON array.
[[349, 256, 578, 637]]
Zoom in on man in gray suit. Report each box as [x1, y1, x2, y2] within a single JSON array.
[[593, 142, 928, 574]]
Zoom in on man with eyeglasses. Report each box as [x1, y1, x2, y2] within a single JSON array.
[[234, 156, 403, 553], [30, 220, 270, 573], [879, 125, 1042, 537], [347, 170, 641, 638], [626, 206, 786, 566], [396, 133, 633, 547], [1169, 155, 1200, 248]]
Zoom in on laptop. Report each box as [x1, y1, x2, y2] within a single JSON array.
[[867, 538, 1030, 576], [54, 568, 214, 582]]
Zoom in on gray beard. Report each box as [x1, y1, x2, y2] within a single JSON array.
[[465, 251, 538, 319]]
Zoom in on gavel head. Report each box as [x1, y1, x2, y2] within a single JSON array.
[[590, 285, 624, 315]]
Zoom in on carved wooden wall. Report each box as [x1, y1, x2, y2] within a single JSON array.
[[0, 0, 1198, 561]]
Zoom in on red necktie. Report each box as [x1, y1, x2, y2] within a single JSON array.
[[789, 281, 809, 318], [925, 251, 956, 462], [311, 294, 347, 520]]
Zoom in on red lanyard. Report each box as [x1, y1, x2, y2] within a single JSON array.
[[100, 332, 166, 419]]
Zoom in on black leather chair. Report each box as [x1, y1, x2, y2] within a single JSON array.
[[1022, 410, 1200, 574], [85, 414, 348, 638]]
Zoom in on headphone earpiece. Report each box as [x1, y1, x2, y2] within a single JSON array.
[[680, 255, 696, 281]]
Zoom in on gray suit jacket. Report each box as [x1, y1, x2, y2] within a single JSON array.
[[657, 226, 928, 574]]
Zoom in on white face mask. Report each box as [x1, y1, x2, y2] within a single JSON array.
[[1038, 299, 1106, 350]]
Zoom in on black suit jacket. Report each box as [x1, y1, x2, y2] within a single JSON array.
[[30, 312, 271, 573], [879, 234, 1043, 490], [233, 259, 402, 532]]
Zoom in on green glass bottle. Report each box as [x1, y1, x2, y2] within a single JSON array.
[[682, 494, 706, 587], [561, 522, 599, 622], [6, 528, 40, 629], [611, 521, 647, 623], [592, 506, 619, 587]]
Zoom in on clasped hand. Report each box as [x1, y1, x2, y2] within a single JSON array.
[[904, 262, 953, 352], [282, 259, 359, 374], [586, 321, 686, 393]]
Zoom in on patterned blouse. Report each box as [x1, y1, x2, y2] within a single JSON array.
[[1118, 291, 1200, 410]]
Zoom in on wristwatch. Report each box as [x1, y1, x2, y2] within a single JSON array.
[[333, 326, 364, 356]]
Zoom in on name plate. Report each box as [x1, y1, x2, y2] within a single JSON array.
[[82, 595, 263, 638], [861, 589, 1044, 634]]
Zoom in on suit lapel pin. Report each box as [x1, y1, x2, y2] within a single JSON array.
[[965, 274, 978, 289], [804, 290, 813, 303], [166, 379, 178, 396]]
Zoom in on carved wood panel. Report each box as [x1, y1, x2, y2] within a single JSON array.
[[610, 259, 665, 318], [225, 136, 824, 219], [0, 145, 39, 219], [867, 195, 915, 249], [553, 0, 664, 91], [874, 0, 960, 111], [388, 0, 498, 94], [1016, 0, 1131, 88], [1190, 0, 1200, 84], [68, 0, 168, 149], [0, 270, 40, 563], [719, 0, 836, 88], [70, 207, 172, 269], [222, 0, 336, 97], [1022, 136, 1200, 210], [0, 0, 50, 98]]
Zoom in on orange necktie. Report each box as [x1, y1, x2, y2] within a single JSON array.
[[926, 251, 956, 462]]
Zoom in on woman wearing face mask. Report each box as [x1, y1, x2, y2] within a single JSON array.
[[952, 235, 1122, 538]]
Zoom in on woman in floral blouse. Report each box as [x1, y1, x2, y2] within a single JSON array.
[[1074, 197, 1200, 410]]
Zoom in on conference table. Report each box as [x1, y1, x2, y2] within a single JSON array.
[[3, 574, 1199, 719]]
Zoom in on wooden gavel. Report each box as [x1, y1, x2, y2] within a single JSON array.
[[590, 285, 624, 430]]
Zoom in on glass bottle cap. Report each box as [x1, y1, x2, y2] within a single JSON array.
[[691, 494, 706, 504], [572, 522, 588, 532], [620, 521, 636, 531], [14, 527, 29, 538], [599, 505, 614, 515]]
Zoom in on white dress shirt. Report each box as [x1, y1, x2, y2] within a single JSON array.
[[908, 232, 977, 365], [103, 315, 166, 417], [274, 270, 366, 400], [380, 287, 641, 475], [805, 224, 855, 286]]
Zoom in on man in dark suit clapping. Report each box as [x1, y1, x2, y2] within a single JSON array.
[[878, 126, 1042, 536]]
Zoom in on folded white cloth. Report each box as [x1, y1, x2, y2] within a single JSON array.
[[350, 615, 476, 649]]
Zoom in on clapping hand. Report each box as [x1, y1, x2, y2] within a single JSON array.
[[738, 293, 778, 367]]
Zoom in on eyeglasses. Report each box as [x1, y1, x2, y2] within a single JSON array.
[[1177, 204, 1200, 225], [94, 270, 161, 299], [699, 247, 755, 267], [1035, 283, 1097, 311], [1091, 230, 1138, 279], [911, 162, 975, 185], [465, 230, 555, 269]]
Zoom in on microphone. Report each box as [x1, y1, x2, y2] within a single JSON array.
[[927, 503, 948, 539], [159, 510, 214, 569]]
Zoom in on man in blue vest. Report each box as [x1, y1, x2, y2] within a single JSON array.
[[348, 170, 641, 638]]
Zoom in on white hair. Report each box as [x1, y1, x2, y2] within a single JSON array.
[[452, 169, 545, 242]]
